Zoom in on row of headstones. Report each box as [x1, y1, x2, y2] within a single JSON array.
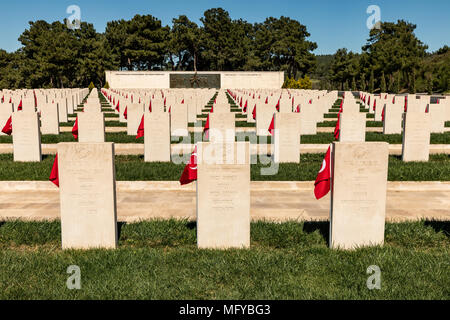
[[104, 88, 216, 124], [57, 140, 388, 251], [230, 90, 448, 162], [360, 92, 449, 134], [2, 89, 89, 162]]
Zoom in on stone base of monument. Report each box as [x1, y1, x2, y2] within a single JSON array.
[[330, 141, 389, 250]]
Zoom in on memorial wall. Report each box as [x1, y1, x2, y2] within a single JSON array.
[[105, 71, 284, 89]]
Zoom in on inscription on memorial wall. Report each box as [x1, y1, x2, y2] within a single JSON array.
[[170, 73, 220, 89]]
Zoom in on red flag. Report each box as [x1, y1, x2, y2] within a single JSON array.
[[373, 99, 376, 111], [314, 146, 331, 200], [275, 99, 280, 112], [252, 105, 256, 120], [334, 113, 340, 140], [49, 154, 59, 187], [425, 104, 429, 113], [168, 106, 171, 113], [381, 106, 385, 121], [179, 146, 197, 185], [17, 99, 22, 111], [296, 105, 300, 113], [115, 100, 120, 112], [9, 97, 12, 103], [181, 99, 184, 104], [268, 114, 275, 135], [404, 96, 408, 112], [124, 107, 128, 120], [136, 115, 144, 139], [1, 116, 12, 135], [72, 117, 78, 140], [392, 96, 395, 104], [149, 100, 152, 112], [265, 97, 268, 104], [309, 99, 312, 104], [203, 114, 210, 139], [243, 100, 248, 112]]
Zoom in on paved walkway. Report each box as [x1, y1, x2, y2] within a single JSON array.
[[0, 181, 448, 222]]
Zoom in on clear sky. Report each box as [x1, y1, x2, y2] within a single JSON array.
[[0, 0, 448, 54]]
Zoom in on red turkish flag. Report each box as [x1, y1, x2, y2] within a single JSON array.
[[179, 146, 197, 185], [314, 145, 331, 200], [268, 114, 275, 135], [115, 100, 120, 112], [252, 105, 256, 120], [381, 105, 385, 121], [275, 99, 280, 112], [17, 99, 22, 111], [136, 115, 144, 139], [149, 100, 152, 112], [181, 99, 184, 104], [72, 117, 78, 140], [1, 116, 12, 135], [265, 97, 268, 104], [243, 100, 247, 112], [425, 104, 429, 113], [49, 154, 59, 187], [404, 96, 408, 112], [124, 107, 127, 120], [334, 112, 340, 140], [373, 99, 376, 111], [168, 106, 171, 113], [203, 114, 210, 139], [296, 105, 300, 113]]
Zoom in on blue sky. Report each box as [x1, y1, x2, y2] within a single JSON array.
[[0, 0, 448, 54]]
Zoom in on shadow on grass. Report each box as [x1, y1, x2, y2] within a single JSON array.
[[424, 220, 450, 237], [117, 222, 127, 239], [302, 221, 329, 244], [186, 221, 197, 230]]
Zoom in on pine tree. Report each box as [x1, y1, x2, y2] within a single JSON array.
[[410, 69, 416, 93], [395, 71, 401, 94], [351, 77, 357, 91], [369, 69, 374, 93], [427, 76, 433, 95], [360, 74, 366, 91], [380, 71, 386, 93]]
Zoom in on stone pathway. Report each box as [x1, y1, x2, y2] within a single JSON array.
[[0, 181, 448, 222]]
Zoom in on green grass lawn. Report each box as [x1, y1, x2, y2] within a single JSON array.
[[60, 121, 126, 127], [317, 121, 383, 127], [0, 219, 448, 299], [0, 153, 448, 181]]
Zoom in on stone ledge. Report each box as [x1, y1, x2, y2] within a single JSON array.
[[1, 181, 448, 192]]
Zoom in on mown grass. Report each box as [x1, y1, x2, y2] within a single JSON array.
[[0, 219, 448, 299], [0, 153, 448, 181], [60, 121, 127, 127], [4, 131, 446, 145], [317, 121, 383, 127]]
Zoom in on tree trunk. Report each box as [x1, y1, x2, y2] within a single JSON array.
[[194, 51, 197, 72]]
